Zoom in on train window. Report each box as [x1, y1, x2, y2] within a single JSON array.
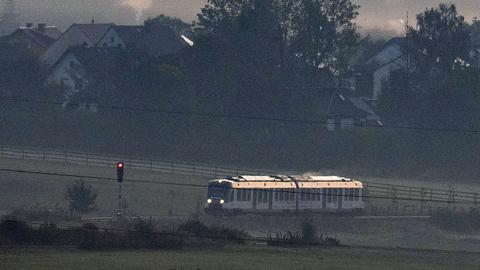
[[354, 189, 359, 201], [316, 189, 321, 201], [306, 189, 311, 201], [300, 190, 306, 201], [236, 189, 241, 201], [327, 189, 332, 203], [241, 190, 246, 201], [290, 189, 295, 201], [258, 189, 263, 202], [275, 189, 279, 201], [279, 189, 284, 201], [332, 189, 338, 203], [263, 190, 268, 203], [247, 190, 251, 201]]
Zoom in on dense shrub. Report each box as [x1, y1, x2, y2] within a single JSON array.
[[268, 220, 339, 247], [0, 217, 31, 244], [179, 219, 248, 245], [0, 217, 247, 249]]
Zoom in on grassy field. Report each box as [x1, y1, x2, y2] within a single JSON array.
[[3, 157, 480, 252], [0, 157, 210, 217], [0, 246, 479, 270]]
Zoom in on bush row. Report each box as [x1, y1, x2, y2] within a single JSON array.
[[0, 217, 248, 250]]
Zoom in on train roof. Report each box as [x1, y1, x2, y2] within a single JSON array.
[[210, 175, 363, 189]]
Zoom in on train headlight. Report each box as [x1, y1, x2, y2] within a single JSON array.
[[207, 199, 212, 204], [220, 199, 225, 204]]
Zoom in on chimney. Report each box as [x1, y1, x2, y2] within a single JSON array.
[[26, 23, 33, 28], [37, 23, 46, 33]]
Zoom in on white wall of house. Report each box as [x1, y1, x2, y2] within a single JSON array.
[[370, 43, 408, 100], [48, 53, 87, 99], [42, 26, 93, 67], [98, 28, 126, 48]]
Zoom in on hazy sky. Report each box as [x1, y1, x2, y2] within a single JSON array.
[[127, 0, 479, 34]]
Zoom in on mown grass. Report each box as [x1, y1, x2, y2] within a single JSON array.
[[0, 246, 479, 270]]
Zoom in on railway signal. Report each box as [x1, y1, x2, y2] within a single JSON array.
[[116, 162, 125, 218], [116, 162, 124, 183]]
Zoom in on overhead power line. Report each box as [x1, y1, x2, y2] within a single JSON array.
[[1, 96, 480, 134]]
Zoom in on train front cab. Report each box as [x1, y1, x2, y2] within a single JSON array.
[[205, 180, 233, 213]]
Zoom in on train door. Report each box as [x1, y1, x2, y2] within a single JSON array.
[[252, 189, 257, 210]]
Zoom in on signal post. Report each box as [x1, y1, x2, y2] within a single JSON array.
[[116, 162, 125, 218]]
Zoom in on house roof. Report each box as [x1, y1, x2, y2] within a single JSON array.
[[1, 26, 62, 48], [73, 23, 114, 45], [382, 37, 406, 50], [113, 25, 143, 46], [272, 87, 369, 120]]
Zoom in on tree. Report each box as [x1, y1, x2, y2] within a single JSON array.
[[65, 181, 97, 216], [194, 0, 282, 91], [288, 0, 360, 74], [144, 15, 192, 36], [380, 4, 480, 128], [469, 18, 480, 49], [408, 4, 470, 74]]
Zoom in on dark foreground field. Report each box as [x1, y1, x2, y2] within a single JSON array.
[[0, 246, 478, 270]]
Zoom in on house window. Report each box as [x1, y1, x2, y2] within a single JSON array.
[[69, 61, 75, 68], [340, 119, 354, 129], [110, 36, 115, 43], [327, 119, 335, 131]]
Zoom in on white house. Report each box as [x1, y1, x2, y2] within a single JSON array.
[[42, 23, 114, 66], [48, 47, 119, 104], [367, 37, 410, 101]]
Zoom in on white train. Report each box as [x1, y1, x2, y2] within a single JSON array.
[[205, 175, 364, 214]]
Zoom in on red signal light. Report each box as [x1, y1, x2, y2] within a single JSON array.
[[116, 162, 124, 183]]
